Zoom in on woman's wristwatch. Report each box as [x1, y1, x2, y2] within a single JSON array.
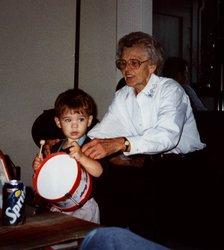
[[123, 137, 130, 152]]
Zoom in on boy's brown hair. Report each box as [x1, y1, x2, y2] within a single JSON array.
[[54, 88, 97, 118]]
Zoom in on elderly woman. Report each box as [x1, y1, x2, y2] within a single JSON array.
[[81, 32, 207, 245], [83, 31, 205, 159]]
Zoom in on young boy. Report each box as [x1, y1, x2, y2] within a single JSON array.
[[32, 88, 108, 223]]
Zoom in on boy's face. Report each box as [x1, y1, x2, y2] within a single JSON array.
[[54, 110, 93, 142]]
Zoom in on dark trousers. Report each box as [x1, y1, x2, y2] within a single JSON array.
[[95, 149, 223, 248]]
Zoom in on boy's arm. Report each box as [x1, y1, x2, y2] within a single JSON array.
[[76, 154, 103, 177], [69, 141, 103, 177]]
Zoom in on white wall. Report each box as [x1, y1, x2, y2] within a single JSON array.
[[0, 0, 76, 187], [79, 0, 117, 120], [79, 0, 152, 120], [0, 0, 152, 188]]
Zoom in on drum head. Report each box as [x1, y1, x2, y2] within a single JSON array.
[[34, 152, 79, 201]]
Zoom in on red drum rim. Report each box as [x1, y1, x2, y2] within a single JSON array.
[[33, 152, 82, 202]]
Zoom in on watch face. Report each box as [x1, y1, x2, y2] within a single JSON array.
[[125, 140, 130, 146]]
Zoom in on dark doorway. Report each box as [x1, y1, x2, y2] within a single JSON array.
[[153, 0, 224, 111]]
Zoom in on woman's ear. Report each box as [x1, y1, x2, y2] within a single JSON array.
[[87, 115, 93, 127], [149, 64, 157, 74], [54, 117, 61, 128]]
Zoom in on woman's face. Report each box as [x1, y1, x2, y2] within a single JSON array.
[[119, 46, 156, 93]]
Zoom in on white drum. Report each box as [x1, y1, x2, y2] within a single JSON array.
[[33, 152, 92, 211]]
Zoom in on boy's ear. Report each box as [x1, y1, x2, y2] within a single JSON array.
[[54, 117, 61, 128], [87, 115, 93, 127]]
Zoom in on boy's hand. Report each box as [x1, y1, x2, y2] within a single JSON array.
[[69, 141, 83, 161], [32, 153, 43, 171]]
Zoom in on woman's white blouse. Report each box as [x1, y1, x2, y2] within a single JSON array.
[[88, 74, 206, 155]]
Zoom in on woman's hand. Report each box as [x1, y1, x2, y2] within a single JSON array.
[[43, 138, 61, 156], [82, 137, 125, 159]]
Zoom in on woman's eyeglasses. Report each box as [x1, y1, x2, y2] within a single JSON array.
[[115, 59, 150, 70]]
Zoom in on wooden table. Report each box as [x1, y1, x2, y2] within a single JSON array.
[[0, 210, 100, 249]]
